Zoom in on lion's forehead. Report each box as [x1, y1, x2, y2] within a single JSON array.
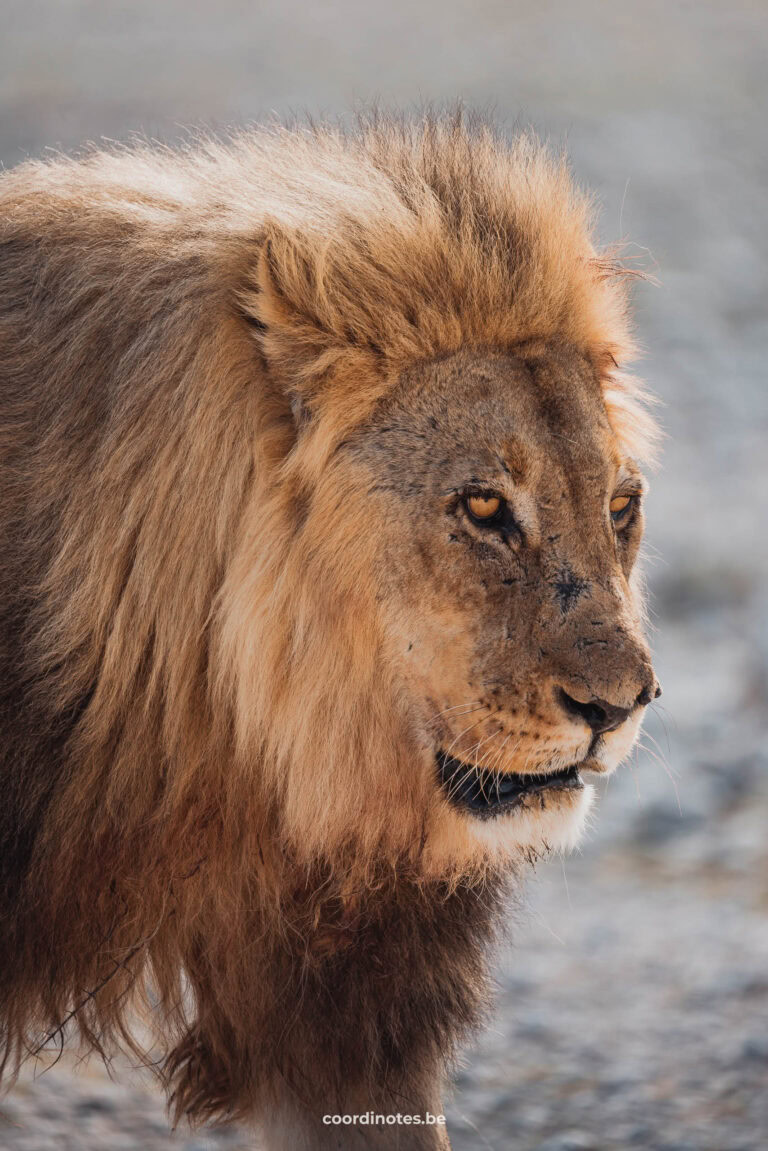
[[354, 343, 618, 503]]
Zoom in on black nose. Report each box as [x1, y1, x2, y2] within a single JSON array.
[[556, 688, 633, 735]]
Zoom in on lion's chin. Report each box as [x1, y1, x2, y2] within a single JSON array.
[[466, 780, 595, 859]]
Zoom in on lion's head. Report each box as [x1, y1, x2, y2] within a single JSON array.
[[218, 118, 659, 879]]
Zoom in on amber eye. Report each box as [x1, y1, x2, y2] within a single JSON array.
[[609, 494, 635, 524], [466, 494, 503, 522]]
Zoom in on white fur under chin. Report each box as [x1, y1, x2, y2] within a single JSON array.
[[469, 782, 595, 860], [599, 710, 643, 772]]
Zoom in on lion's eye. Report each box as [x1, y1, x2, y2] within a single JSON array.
[[610, 494, 635, 525], [466, 494, 503, 523]]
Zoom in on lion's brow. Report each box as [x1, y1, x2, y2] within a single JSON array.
[[497, 440, 530, 483]]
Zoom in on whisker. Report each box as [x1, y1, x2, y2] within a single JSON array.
[[468, 739, 491, 805], [640, 729, 677, 777], [472, 728, 501, 766], [561, 857, 572, 911], [443, 732, 501, 806], [428, 704, 488, 735], [442, 714, 489, 760], [463, 735, 495, 809], [430, 699, 484, 723], [637, 738, 682, 816], [648, 701, 676, 749], [489, 734, 520, 799], [485, 731, 513, 774], [445, 763, 480, 806], [479, 730, 510, 773], [629, 752, 643, 804], [488, 734, 514, 800]]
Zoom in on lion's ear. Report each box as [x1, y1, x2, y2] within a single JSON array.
[[242, 222, 342, 423]]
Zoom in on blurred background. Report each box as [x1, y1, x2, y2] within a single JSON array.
[[1, 2, 767, 1148]]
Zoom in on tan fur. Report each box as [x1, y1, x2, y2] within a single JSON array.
[[0, 111, 658, 1142]]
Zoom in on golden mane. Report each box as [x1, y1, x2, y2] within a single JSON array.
[[0, 110, 657, 1126], [243, 114, 656, 453]]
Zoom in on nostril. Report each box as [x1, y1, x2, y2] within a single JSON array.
[[636, 681, 661, 707], [561, 692, 607, 729], [557, 689, 608, 731], [556, 688, 631, 735]]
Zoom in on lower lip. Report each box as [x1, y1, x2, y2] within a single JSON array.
[[436, 751, 584, 818]]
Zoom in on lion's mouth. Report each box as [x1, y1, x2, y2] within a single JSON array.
[[436, 750, 584, 818]]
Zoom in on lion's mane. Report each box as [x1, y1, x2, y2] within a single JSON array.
[[0, 112, 655, 1124]]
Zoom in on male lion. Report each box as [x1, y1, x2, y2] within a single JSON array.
[[0, 113, 659, 1148]]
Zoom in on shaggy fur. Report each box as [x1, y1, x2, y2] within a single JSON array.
[[0, 111, 658, 1145]]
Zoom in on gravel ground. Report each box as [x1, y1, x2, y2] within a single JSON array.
[[1, 1, 767, 1148]]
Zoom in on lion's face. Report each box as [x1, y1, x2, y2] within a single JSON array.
[[343, 341, 658, 860]]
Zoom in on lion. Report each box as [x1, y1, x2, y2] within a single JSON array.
[[0, 112, 659, 1148]]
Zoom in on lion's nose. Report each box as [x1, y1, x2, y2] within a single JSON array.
[[556, 688, 637, 735]]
